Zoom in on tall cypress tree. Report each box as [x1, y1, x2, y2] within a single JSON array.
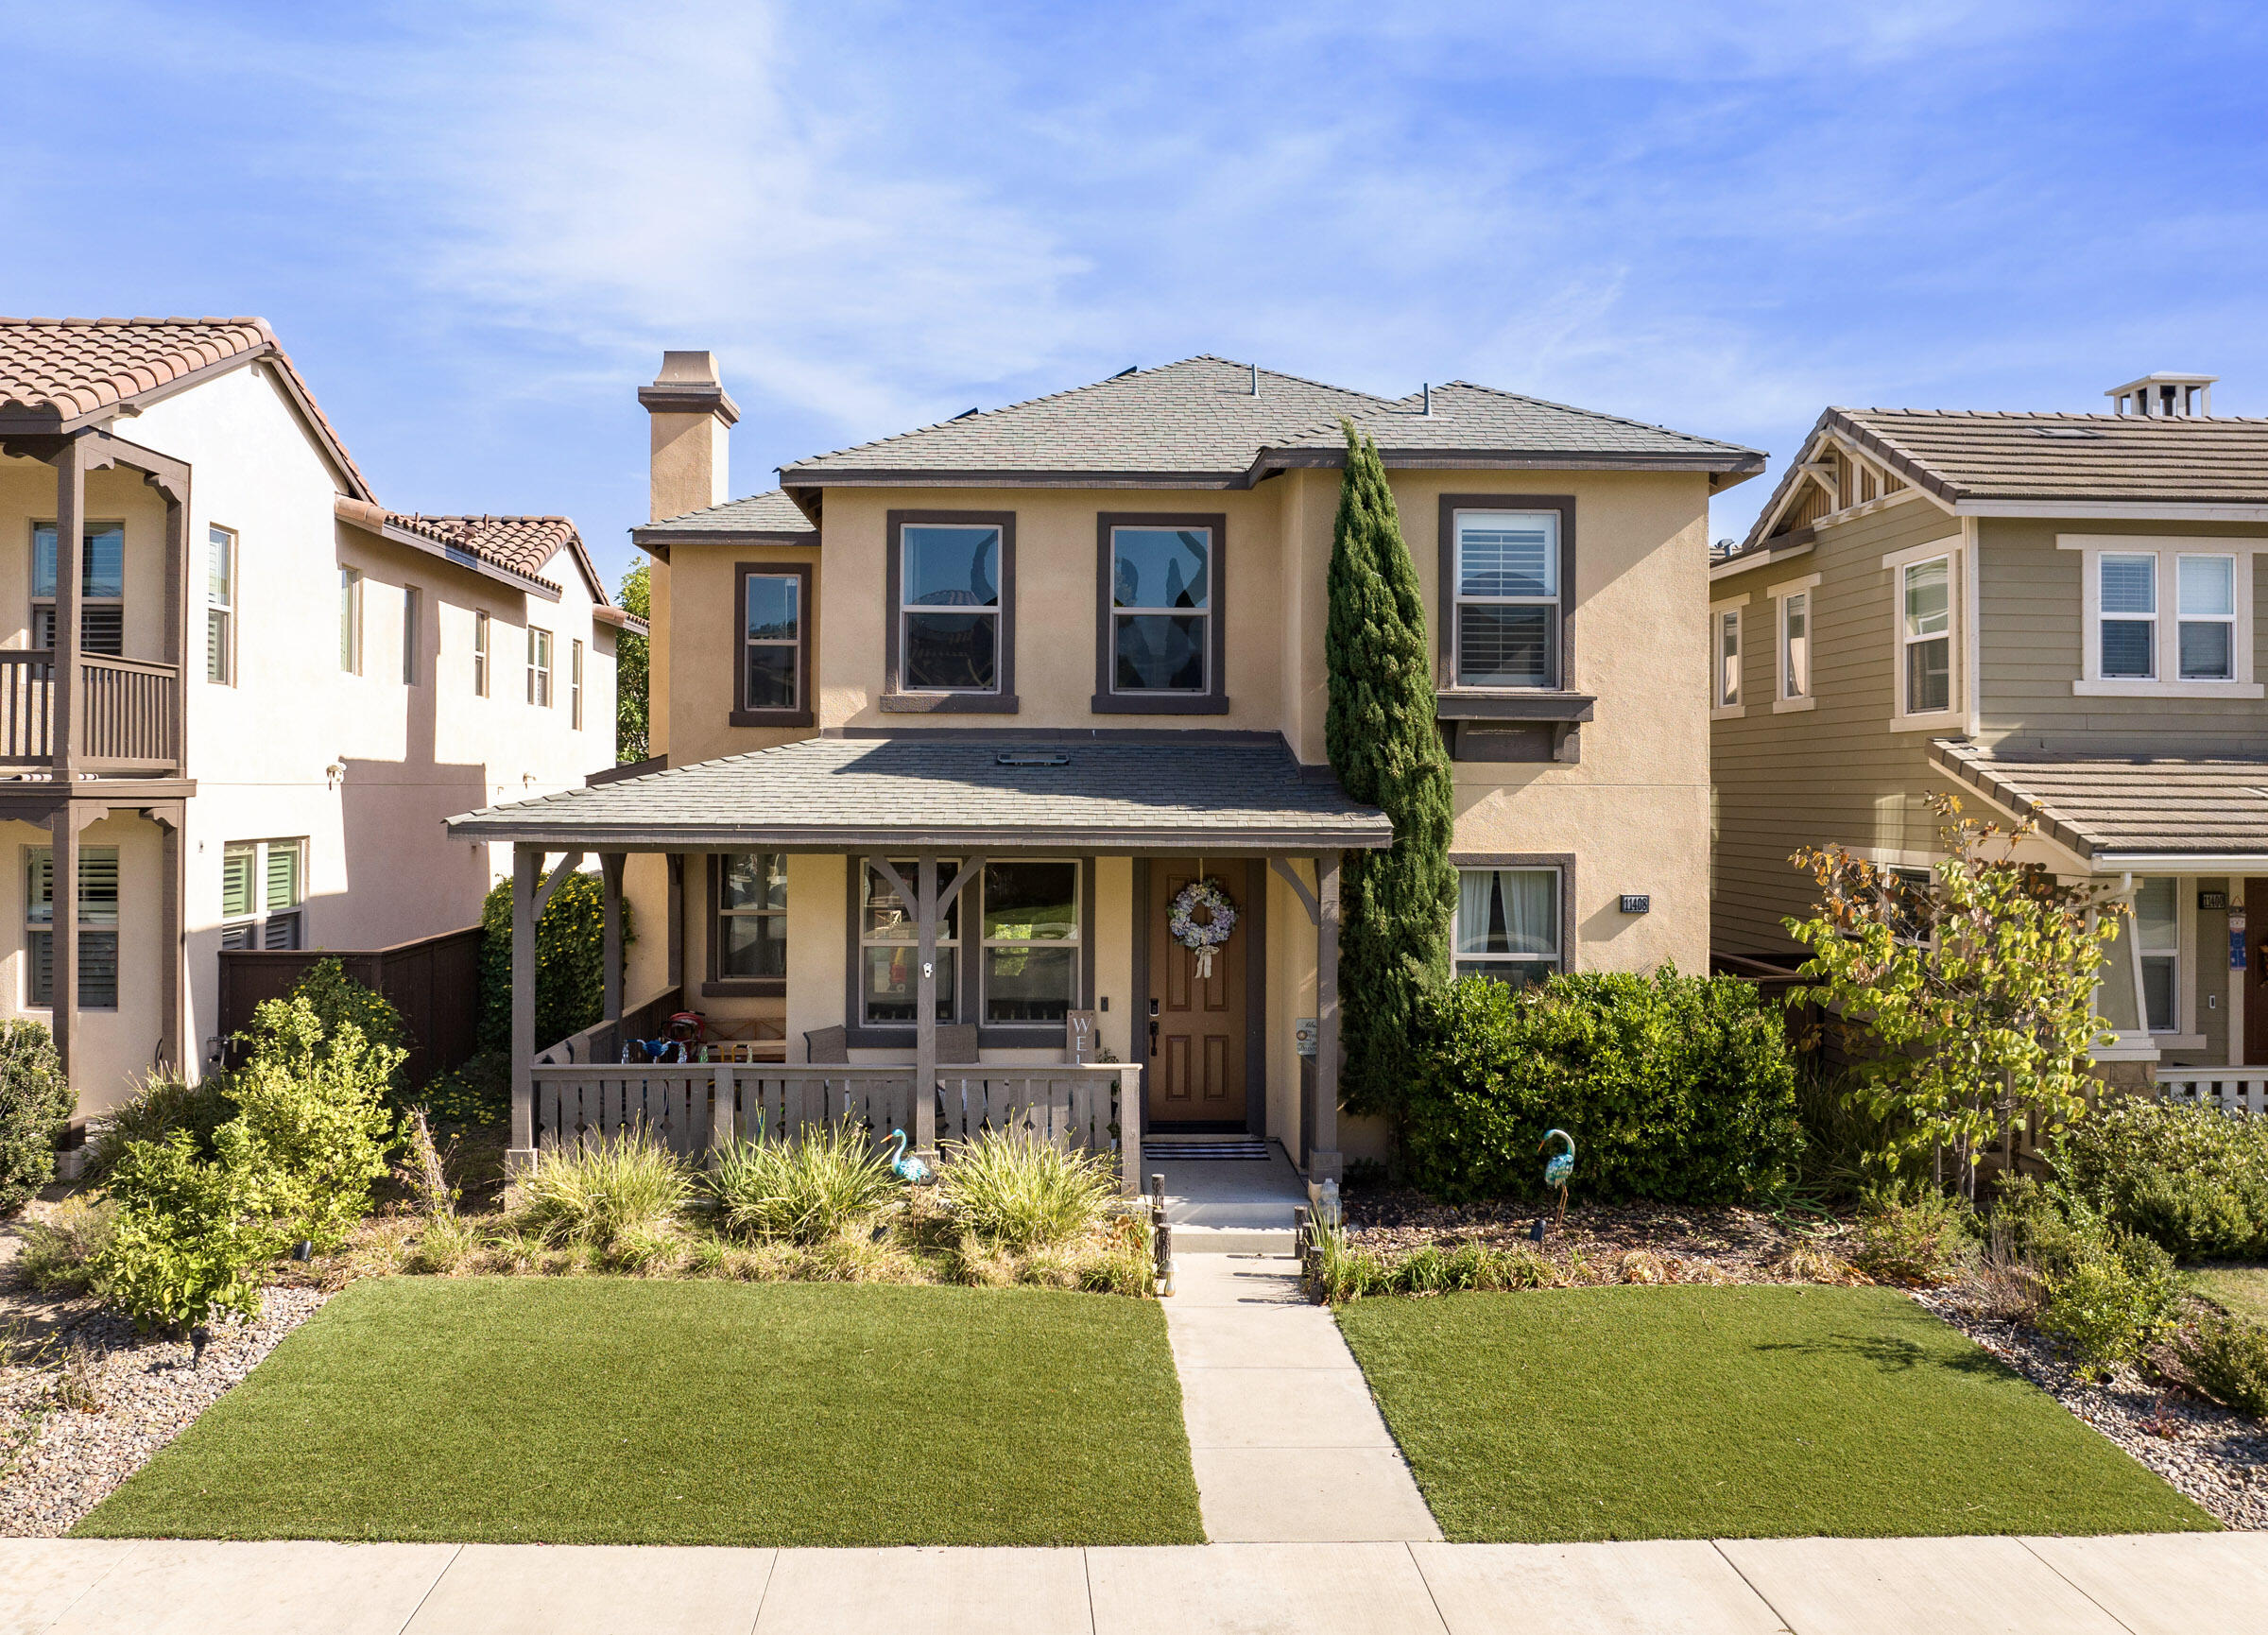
[[1325, 419, 1457, 1116]]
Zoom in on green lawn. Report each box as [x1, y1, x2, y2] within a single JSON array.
[[77, 1278, 1203, 1546], [1336, 1284, 2215, 1542], [2189, 1264, 2268, 1326]]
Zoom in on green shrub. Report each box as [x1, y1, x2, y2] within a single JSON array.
[[1078, 1211, 1156, 1297], [1849, 1181, 1977, 1283], [709, 1126, 897, 1245], [280, 958, 409, 1096], [417, 1051, 509, 1129], [475, 869, 632, 1055], [85, 1071, 233, 1185], [939, 1129, 1117, 1252], [229, 997, 401, 1251], [17, 1195, 119, 1295], [2042, 1101, 2268, 1262], [2178, 1316, 2268, 1418], [2036, 1228, 2183, 1378], [512, 1130, 689, 1250], [0, 1019, 74, 1211], [92, 1127, 287, 1332], [1400, 969, 1802, 1204]]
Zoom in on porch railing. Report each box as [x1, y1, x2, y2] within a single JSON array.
[[0, 650, 181, 772], [526, 1058, 1143, 1187], [2157, 1069, 2268, 1116]]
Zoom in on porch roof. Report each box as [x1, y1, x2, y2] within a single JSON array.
[[447, 733, 1392, 852], [1931, 740, 2268, 868]]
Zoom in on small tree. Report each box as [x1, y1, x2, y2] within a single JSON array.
[[0, 1019, 73, 1212], [1325, 419, 1456, 1115], [476, 869, 632, 1056], [1785, 793, 2125, 1199], [616, 560, 650, 765]]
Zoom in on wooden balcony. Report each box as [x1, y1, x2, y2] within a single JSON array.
[[0, 650, 182, 775]]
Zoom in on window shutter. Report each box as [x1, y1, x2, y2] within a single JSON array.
[[221, 846, 255, 920], [266, 843, 301, 913], [77, 849, 119, 926]]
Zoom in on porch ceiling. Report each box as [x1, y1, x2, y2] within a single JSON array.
[[1932, 739, 2268, 869], [446, 733, 1391, 852]]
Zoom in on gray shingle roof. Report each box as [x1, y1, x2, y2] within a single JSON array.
[[631, 489, 816, 544], [1932, 741, 2268, 861], [447, 734, 1392, 852], [774, 356, 1758, 489]]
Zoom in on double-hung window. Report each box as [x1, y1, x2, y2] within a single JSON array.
[[2098, 553, 2156, 679], [1453, 867, 1560, 987], [2134, 876, 2179, 1033], [2070, 540, 2258, 694], [980, 862, 1078, 1022], [26, 845, 119, 1008], [221, 839, 305, 950], [1452, 510, 1560, 689], [1884, 865, 1934, 945], [712, 853, 786, 981], [339, 568, 363, 674], [2177, 556, 2237, 680], [571, 638, 585, 729], [1108, 525, 1211, 696], [738, 567, 804, 717], [206, 525, 236, 684], [472, 611, 490, 697], [890, 516, 1008, 698], [527, 626, 553, 706], [402, 586, 422, 686], [1901, 557, 1951, 715], [1781, 592, 1810, 699], [33, 522, 125, 655], [1711, 602, 1743, 714], [859, 858, 960, 1022]]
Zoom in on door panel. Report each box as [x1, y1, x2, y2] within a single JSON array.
[[1146, 863, 1248, 1126]]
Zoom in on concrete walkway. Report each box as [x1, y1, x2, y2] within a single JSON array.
[[1162, 1252, 1439, 1543], [8, 1533, 2268, 1634], [1150, 1149, 1307, 1254]]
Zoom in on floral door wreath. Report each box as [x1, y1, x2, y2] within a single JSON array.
[[1169, 877, 1239, 979]]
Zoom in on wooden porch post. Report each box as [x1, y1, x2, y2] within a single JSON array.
[[601, 852, 625, 1028], [51, 439, 83, 782], [1312, 850, 1343, 1183], [914, 852, 938, 1154], [665, 852, 684, 991], [152, 804, 182, 1075], [507, 845, 539, 1169]]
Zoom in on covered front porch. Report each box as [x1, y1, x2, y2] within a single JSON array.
[[446, 734, 1391, 1193]]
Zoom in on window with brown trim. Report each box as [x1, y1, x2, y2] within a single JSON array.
[[882, 510, 1017, 713], [731, 561, 815, 727], [1436, 494, 1575, 695], [1092, 512, 1228, 714], [704, 852, 787, 997]]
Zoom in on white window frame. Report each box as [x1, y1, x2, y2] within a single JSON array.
[[206, 524, 236, 686], [1710, 596, 1745, 718], [1769, 573, 1819, 713], [1882, 538, 1964, 731], [25, 844, 119, 1010], [402, 585, 422, 686], [1452, 509, 1561, 691], [2131, 875, 2186, 1038], [527, 625, 553, 707], [339, 567, 364, 675], [1452, 865, 1563, 985], [220, 838, 307, 951], [472, 610, 490, 697], [571, 637, 585, 730], [2061, 536, 2266, 698]]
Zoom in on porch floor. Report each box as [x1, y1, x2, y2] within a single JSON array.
[[1149, 1143, 1308, 1255]]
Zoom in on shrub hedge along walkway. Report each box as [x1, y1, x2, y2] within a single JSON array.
[[77, 1278, 1204, 1546], [1335, 1284, 2215, 1542]]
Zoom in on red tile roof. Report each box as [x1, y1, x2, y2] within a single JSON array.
[[0, 317, 374, 499], [388, 514, 605, 603]]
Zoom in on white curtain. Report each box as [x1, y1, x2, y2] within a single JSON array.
[[1457, 869, 1557, 957], [1456, 870, 1494, 955]]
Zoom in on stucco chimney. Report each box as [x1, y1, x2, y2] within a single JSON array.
[[638, 351, 740, 522]]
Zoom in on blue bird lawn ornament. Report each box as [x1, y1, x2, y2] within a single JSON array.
[[1539, 1128, 1575, 1230], [885, 1128, 930, 1184]]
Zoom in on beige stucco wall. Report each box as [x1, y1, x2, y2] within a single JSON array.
[[660, 540, 820, 769]]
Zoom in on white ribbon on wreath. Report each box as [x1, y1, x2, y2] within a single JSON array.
[[1168, 878, 1239, 980]]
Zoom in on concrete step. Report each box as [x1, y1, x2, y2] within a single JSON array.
[[1168, 1225, 1299, 1257]]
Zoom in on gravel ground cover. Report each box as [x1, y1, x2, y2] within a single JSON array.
[[1345, 1188, 1827, 1281]]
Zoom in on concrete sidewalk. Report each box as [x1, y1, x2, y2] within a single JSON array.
[[7, 1533, 2268, 1634]]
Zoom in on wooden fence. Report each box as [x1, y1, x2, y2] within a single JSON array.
[[216, 924, 484, 1085]]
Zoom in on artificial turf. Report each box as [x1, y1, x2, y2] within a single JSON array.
[[1335, 1283, 2216, 1542], [76, 1278, 1204, 1546]]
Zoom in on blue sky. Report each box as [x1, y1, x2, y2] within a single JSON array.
[[8, 2, 2263, 589]]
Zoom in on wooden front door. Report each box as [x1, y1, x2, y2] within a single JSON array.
[[2245, 882, 2268, 1065], [1146, 862, 1248, 1127]]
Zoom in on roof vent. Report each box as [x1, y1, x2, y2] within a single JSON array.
[[1113, 365, 1138, 378], [2034, 425, 2103, 439], [995, 750, 1070, 766], [1422, 383, 1433, 418], [1249, 363, 1259, 397], [2106, 372, 2216, 417], [952, 405, 980, 420]]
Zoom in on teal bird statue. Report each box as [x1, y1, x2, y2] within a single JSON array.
[[885, 1128, 930, 1184], [1539, 1128, 1575, 1228]]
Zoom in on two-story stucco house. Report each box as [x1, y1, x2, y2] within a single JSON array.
[[1710, 373, 2268, 1100], [452, 353, 1761, 1185], [0, 318, 629, 1118]]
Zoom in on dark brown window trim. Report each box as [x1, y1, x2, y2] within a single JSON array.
[[703, 852, 785, 999], [1436, 493, 1576, 696], [841, 854, 1095, 1049], [1091, 511, 1230, 715], [883, 509, 1017, 714], [730, 561, 816, 729], [1448, 851, 1576, 976]]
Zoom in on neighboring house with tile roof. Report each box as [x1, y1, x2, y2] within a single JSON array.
[[454, 351, 1760, 1183], [0, 317, 625, 1121], [1708, 372, 2268, 1089]]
